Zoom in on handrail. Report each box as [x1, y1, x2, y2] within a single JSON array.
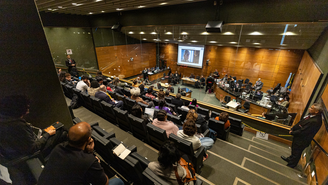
[[313, 139, 328, 157], [112, 75, 291, 130], [56, 66, 98, 74]]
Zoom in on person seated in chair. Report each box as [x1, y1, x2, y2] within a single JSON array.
[[155, 99, 176, 115], [152, 110, 178, 137], [95, 85, 123, 109], [64, 73, 76, 86], [214, 112, 231, 130], [130, 87, 153, 107], [76, 75, 90, 94], [131, 104, 152, 124], [253, 78, 263, 91], [38, 122, 124, 185], [132, 79, 139, 87], [0, 95, 67, 185], [189, 98, 200, 109], [189, 73, 195, 79], [157, 90, 165, 101], [171, 93, 184, 107], [88, 81, 100, 97], [145, 87, 156, 100], [96, 76, 104, 85], [167, 84, 174, 93], [185, 109, 208, 133], [148, 141, 193, 185], [165, 90, 173, 100]]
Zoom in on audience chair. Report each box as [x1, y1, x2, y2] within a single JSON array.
[[244, 78, 250, 84], [209, 118, 231, 141], [80, 92, 93, 110], [72, 88, 84, 106], [166, 113, 182, 126], [221, 95, 231, 108], [238, 102, 250, 113], [197, 107, 210, 120], [168, 134, 205, 174], [177, 107, 189, 122], [141, 95, 152, 102], [146, 123, 167, 149], [188, 104, 196, 110], [113, 107, 132, 132], [142, 168, 170, 185], [123, 88, 131, 97], [166, 102, 176, 112], [65, 84, 74, 99], [101, 101, 117, 124], [130, 152, 150, 171], [128, 114, 150, 143], [138, 102, 147, 113], [107, 90, 117, 100], [90, 96, 105, 117], [115, 93, 125, 102], [165, 97, 172, 103], [125, 97, 136, 112], [72, 117, 82, 125], [211, 111, 220, 119], [229, 117, 244, 136], [153, 98, 159, 106]]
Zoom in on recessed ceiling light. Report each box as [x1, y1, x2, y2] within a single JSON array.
[[164, 39, 169, 41], [48, 8, 52, 10], [248, 31, 263, 35], [52, 9, 58, 11], [160, 2, 167, 5], [178, 40, 183, 42], [253, 43, 261, 45], [191, 40, 198, 43], [116, 8, 123, 11], [58, 6, 62, 8], [223, 32, 234, 35], [201, 32, 209, 35], [209, 41, 217, 43], [181, 32, 188, 35], [165, 32, 172, 35], [95, 0, 103, 2], [151, 32, 157, 35], [128, 31, 134, 34], [138, 5, 145, 8], [72, 3, 83, 6], [89, 12, 93, 14], [140, 32, 145, 34], [101, 11, 105, 13], [280, 32, 297, 35], [218, 44, 223, 46], [229, 42, 237, 44], [143, 38, 147, 40]]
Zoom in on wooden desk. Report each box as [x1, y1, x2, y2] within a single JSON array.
[[216, 86, 270, 115], [181, 78, 198, 86], [148, 69, 170, 82]]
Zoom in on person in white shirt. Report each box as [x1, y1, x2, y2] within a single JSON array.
[[76, 76, 90, 94]]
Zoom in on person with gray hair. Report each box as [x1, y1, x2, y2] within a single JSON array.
[[130, 87, 150, 106], [95, 85, 123, 108], [281, 103, 323, 168]]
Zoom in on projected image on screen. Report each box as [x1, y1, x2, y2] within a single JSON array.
[[178, 45, 204, 69]]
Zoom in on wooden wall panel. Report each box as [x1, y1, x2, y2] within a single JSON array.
[[161, 43, 304, 92], [288, 51, 322, 124], [313, 121, 328, 185], [96, 43, 156, 78]]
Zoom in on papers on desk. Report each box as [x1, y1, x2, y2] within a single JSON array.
[[113, 143, 131, 160], [145, 108, 155, 118], [226, 101, 240, 110], [148, 72, 153, 75]]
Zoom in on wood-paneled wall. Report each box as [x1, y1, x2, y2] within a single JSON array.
[[161, 43, 304, 92], [288, 51, 322, 124], [96, 43, 156, 78]]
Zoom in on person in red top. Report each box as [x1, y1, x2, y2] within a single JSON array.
[[215, 112, 230, 130], [145, 87, 156, 100]]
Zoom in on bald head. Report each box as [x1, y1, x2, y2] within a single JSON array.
[[99, 85, 106, 92], [68, 122, 91, 148]]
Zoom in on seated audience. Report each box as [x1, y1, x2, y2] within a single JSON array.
[[278, 96, 290, 107], [157, 82, 163, 90], [139, 82, 146, 95], [145, 87, 156, 100], [167, 84, 174, 93], [165, 90, 173, 100], [38, 122, 124, 185], [171, 93, 184, 107], [64, 73, 76, 86], [96, 76, 103, 85], [189, 73, 195, 79], [186, 109, 208, 133], [152, 110, 178, 137], [0, 95, 67, 185], [103, 80, 112, 92], [148, 141, 192, 185], [155, 99, 173, 115], [59, 72, 66, 82], [88, 81, 100, 96], [130, 87, 150, 106], [215, 112, 231, 130], [76, 75, 90, 94], [57, 68, 62, 76], [131, 104, 152, 124], [95, 85, 123, 108], [178, 119, 214, 152], [189, 98, 199, 108], [96, 70, 106, 80], [181, 101, 190, 111]]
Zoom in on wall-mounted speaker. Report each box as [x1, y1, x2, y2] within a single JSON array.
[[111, 24, 121, 32]]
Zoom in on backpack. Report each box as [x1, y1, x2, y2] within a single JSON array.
[[174, 158, 197, 185]]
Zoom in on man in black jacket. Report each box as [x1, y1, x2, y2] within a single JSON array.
[[65, 55, 76, 73], [171, 93, 184, 107], [95, 85, 123, 108], [205, 74, 215, 93], [281, 103, 323, 168]]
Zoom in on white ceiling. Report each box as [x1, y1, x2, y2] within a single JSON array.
[[121, 23, 328, 49], [36, 0, 205, 15]]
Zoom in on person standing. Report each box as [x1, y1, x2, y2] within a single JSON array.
[[281, 103, 323, 168], [205, 74, 214, 93], [65, 55, 76, 73]]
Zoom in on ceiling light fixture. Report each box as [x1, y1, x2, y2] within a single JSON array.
[[191, 40, 198, 42], [89, 12, 93, 14], [101, 11, 105, 13], [138, 6, 145, 8], [178, 40, 183, 42], [201, 32, 209, 35], [280, 32, 297, 35], [58, 6, 62, 8], [128, 31, 134, 34], [253, 43, 261, 45], [95, 0, 103, 2], [165, 32, 172, 35], [181, 32, 188, 35], [151, 32, 157, 35], [72, 3, 83, 6], [140, 32, 145, 34], [48, 8, 52, 10], [229, 42, 237, 44], [248, 31, 263, 35], [116, 8, 123, 11], [209, 41, 217, 43], [164, 39, 169, 41], [160, 2, 168, 5], [143, 38, 147, 40], [223, 32, 234, 35]]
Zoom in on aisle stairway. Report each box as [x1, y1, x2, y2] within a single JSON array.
[[66, 97, 307, 185]]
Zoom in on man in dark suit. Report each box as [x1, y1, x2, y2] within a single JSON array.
[[65, 55, 76, 73], [205, 74, 215, 93], [173, 71, 180, 85], [95, 85, 123, 108], [171, 93, 184, 107], [281, 103, 323, 168]]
